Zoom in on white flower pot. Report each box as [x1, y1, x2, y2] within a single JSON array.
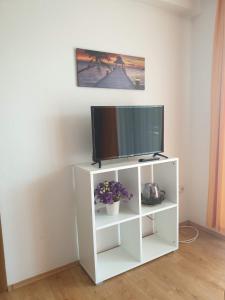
[[106, 201, 120, 216]]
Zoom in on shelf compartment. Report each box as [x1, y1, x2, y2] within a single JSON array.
[[96, 218, 141, 282], [118, 167, 140, 214], [153, 161, 178, 204], [93, 170, 117, 187], [142, 234, 177, 263], [141, 199, 177, 216], [96, 246, 140, 283], [141, 207, 178, 263], [140, 164, 153, 185], [96, 225, 119, 253], [140, 161, 178, 216], [95, 203, 139, 230], [94, 166, 140, 230]]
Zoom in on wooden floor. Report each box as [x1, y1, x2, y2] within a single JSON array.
[[1, 230, 225, 300]]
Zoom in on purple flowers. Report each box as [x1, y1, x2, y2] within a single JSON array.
[[94, 181, 133, 204]]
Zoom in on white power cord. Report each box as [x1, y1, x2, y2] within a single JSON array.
[[179, 225, 199, 244]]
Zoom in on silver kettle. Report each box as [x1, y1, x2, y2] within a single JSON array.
[[141, 183, 165, 205]]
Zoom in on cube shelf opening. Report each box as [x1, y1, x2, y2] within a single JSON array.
[[153, 161, 178, 204], [141, 207, 178, 263], [140, 161, 178, 216], [94, 167, 140, 230], [96, 219, 141, 282]]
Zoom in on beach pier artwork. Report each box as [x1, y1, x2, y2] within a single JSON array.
[[76, 48, 145, 90]]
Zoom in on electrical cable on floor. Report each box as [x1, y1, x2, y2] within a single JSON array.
[[145, 215, 199, 244], [179, 225, 199, 244]]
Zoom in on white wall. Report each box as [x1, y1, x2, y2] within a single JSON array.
[[187, 0, 216, 226], [0, 0, 190, 284]]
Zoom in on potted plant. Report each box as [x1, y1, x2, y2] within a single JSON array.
[[94, 180, 133, 216]]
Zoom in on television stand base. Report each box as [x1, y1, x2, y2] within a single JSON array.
[[91, 161, 102, 168], [153, 153, 168, 159]]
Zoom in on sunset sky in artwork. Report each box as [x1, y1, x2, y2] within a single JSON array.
[[76, 49, 145, 69]]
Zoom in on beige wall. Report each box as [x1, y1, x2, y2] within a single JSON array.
[[187, 0, 216, 226]]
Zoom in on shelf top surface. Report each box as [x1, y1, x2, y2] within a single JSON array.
[[97, 246, 140, 283], [141, 200, 177, 216], [94, 200, 178, 230], [142, 234, 177, 262], [75, 157, 178, 174], [96, 235, 177, 283], [95, 205, 139, 230]]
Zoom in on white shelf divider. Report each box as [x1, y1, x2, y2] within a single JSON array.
[[95, 204, 139, 230]]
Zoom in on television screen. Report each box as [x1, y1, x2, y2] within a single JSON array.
[[91, 106, 164, 162]]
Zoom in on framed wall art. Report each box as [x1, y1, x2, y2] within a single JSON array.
[[76, 48, 145, 90]]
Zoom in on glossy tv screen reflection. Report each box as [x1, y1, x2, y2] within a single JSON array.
[[91, 106, 164, 162]]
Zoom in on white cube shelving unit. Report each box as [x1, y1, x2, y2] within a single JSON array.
[[75, 158, 179, 284]]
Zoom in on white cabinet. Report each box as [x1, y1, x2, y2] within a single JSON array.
[[75, 158, 179, 284]]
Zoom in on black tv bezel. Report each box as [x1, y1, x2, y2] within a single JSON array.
[[91, 105, 164, 163]]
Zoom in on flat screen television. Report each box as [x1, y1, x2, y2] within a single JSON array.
[[91, 105, 164, 164]]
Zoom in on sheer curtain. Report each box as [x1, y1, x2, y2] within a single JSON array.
[[207, 0, 225, 234]]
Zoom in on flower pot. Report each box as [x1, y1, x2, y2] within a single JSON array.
[[106, 201, 120, 216]]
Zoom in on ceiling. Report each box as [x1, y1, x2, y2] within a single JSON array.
[[130, 0, 201, 16]]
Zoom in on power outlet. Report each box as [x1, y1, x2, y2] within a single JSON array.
[[179, 186, 184, 193]]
